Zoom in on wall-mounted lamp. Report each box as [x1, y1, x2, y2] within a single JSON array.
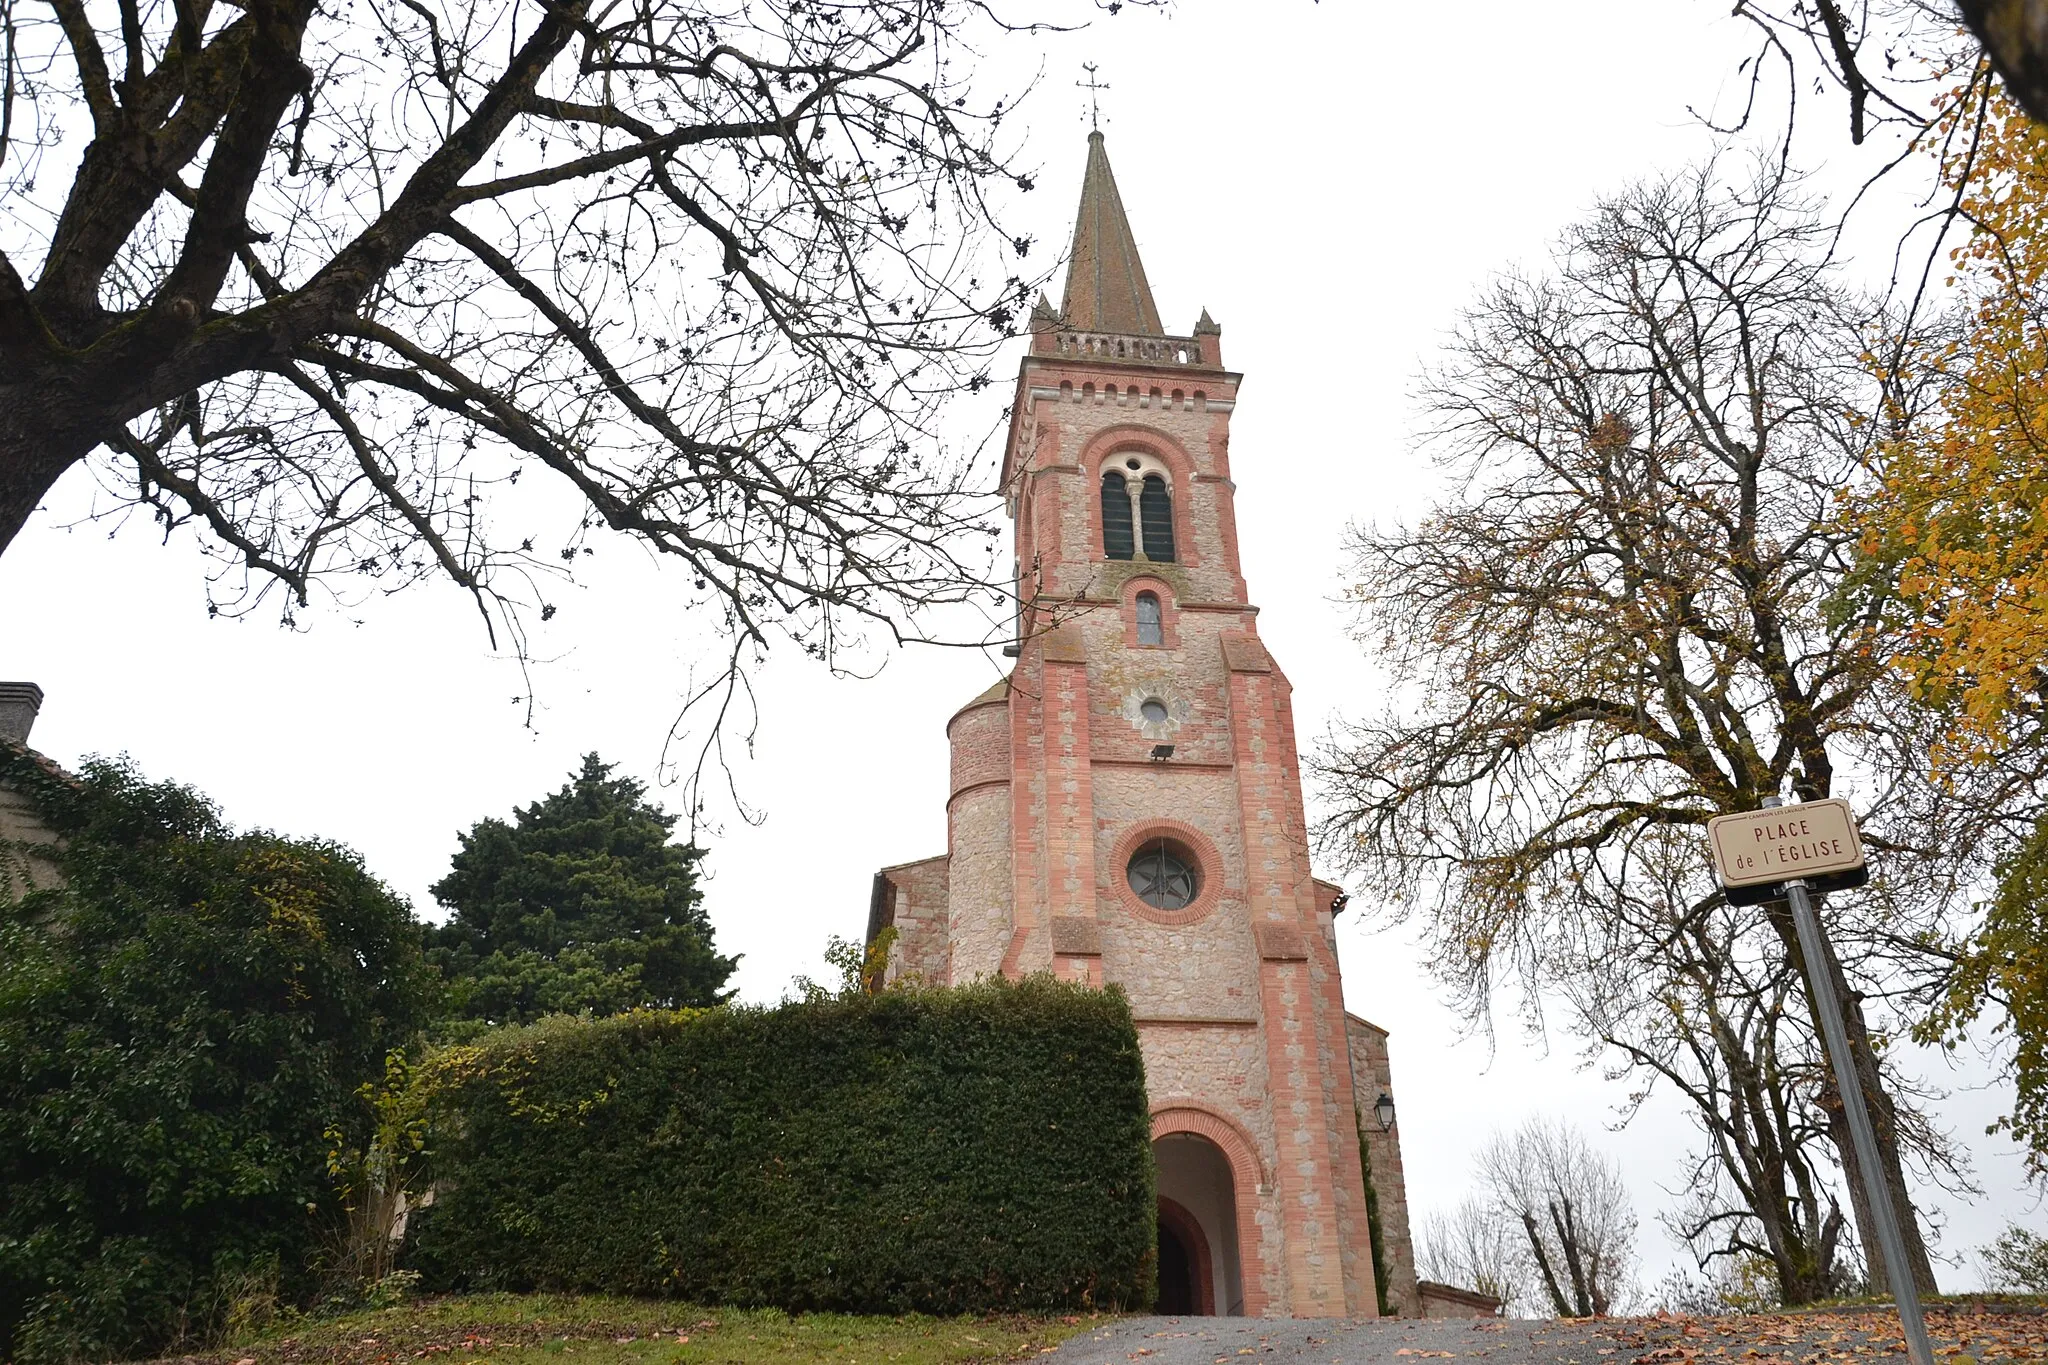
[[1150, 744, 1175, 760], [1374, 1092, 1396, 1133]]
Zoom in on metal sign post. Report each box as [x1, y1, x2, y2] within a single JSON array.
[[1781, 873, 1936, 1365], [1707, 797, 1935, 1365]]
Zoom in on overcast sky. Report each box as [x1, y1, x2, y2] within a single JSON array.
[[4, 0, 2039, 1298]]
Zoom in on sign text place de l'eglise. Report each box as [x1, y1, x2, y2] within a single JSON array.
[[1706, 798, 1868, 904]]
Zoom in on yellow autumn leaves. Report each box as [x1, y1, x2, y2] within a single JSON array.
[[1864, 86, 2048, 761], [1863, 79, 2048, 1174]]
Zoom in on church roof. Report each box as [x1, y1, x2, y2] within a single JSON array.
[[1058, 132, 1163, 336], [961, 676, 1011, 709]]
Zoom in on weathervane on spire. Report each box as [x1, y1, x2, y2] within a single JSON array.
[[1077, 62, 1109, 130]]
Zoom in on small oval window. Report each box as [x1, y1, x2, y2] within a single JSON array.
[[1140, 697, 1170, 725]]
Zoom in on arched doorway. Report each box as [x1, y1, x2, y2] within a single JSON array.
[[1156, 1197, 1214, 1314], [1152, 1133, 1243, 1314]]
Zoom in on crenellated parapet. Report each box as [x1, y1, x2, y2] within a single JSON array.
[[1040, 328, 1212, 367]]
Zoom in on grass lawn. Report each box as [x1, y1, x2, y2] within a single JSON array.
[[157, 1295, 1105, 1365]]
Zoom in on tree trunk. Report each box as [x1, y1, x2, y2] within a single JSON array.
[[0, 394, 95, 556], [1521, 1210, 1573, 1317], [1549, 1198, 1594, 1316], [1960, 0, 2048, 127], [1768, 902, 1939, 1296]]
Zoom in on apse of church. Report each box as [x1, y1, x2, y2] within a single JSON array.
[[864, 132, 1419, 1320]]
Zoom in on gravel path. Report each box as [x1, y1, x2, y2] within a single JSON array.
[[1044, 1315, 1590, 1365], [1042, 1305, 2048, 1365]]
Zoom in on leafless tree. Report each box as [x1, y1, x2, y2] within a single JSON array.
[[1715, 2, 1972, 150], [1707, 0, 2048, 366], [1707, 2, 2004, 346], [0, 0, 1121, 760], [1560, 835, 1855, 1305], [1418, 1197, 1524, 1316], [1476, 1116, 1637, 1318], [1312, 159, 2033, 1297]]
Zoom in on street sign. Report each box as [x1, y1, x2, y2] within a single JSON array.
[[1707, 797, 1868, 905]]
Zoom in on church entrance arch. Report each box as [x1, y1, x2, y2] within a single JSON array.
[[1151, 1130, 1246, 1315]]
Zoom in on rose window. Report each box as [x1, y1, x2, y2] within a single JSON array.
[[1127, 839, 1199, 911]]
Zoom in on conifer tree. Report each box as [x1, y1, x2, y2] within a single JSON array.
[[427, 755, 734, 1029]]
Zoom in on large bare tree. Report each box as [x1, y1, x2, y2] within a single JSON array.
[[0, 0, 1094, 700], [1313, 161, 2030, 1297]]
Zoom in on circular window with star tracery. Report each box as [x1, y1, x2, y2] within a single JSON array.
[[1127, 838, 1199, 911], [1111, 821, 1222, 925]]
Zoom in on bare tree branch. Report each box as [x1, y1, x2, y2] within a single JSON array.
[[0, 0, 1122, 787]]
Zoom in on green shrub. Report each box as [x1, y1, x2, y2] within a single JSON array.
[[1357, 1115, 1392, 1316], [0, 749, 435, 1365], [409, 977, 1154, 1313]]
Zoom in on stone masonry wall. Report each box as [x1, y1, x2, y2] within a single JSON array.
[[856, 326, 1411, 1317], [1348, 1015, 1421, 1316], [877, 855, 949, 986], [946, 688, 1013, 983], [0, 753, 66, 901], [1142, 1024, 1283, 1314], [861, 138, 1421, 1318], [992, 355, 1384, 1317]]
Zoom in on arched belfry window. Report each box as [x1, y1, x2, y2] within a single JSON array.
[[1136, 591, 1164, 646], [1101, 471, 1135, 561], [1140, 475, 1176, 562]]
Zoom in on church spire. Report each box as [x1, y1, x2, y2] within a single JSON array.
[[1058, 131, 1164, 337]]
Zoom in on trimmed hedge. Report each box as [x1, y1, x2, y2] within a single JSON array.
[[410, 977, 1156, 1312]]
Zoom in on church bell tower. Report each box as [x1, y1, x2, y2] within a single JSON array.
[[867, 131, 1417, 1320]]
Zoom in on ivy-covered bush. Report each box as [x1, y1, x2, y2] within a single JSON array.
[[410, 978, 1155, 1312], [0, 749, 435, 1365]]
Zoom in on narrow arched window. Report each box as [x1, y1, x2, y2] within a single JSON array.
[[1140, 474, 1175, 562], [1135, 592, 1163, 646], [1101, 471, 1135, 560]]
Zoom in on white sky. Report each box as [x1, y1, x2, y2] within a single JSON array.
[[4, 0, 2041, 1299]]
